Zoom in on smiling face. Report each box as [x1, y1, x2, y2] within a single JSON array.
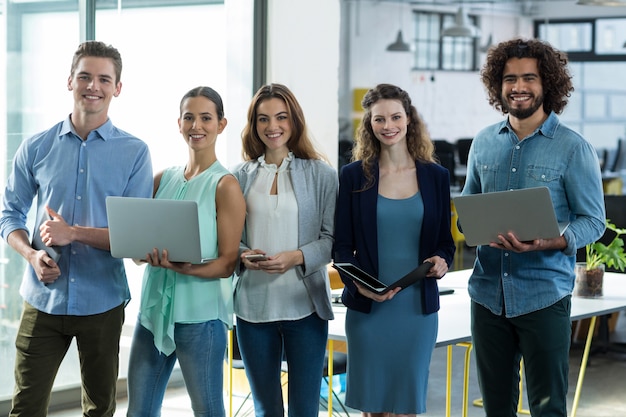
[[178, 96, 226, 151], [369, 98, 409, 147], [255, 97, 292, 155], [68, 56, 121, 120], [501, 57, 544, 120]]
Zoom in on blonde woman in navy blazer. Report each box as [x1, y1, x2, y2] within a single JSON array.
[[334, 84, 455, 416]]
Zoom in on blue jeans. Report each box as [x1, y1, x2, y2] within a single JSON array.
[[126, 319, 227, 417], [236, 314, 328, 417]]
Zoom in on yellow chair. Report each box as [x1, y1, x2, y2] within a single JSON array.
[[450, 200, 466, 270]]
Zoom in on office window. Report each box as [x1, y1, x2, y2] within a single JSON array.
[[538, 21, 593, 53], [413, 11, 478, 71], [0, 0, 253, 408], [596, 18, 626, 55], [537, 18, 626, 151]]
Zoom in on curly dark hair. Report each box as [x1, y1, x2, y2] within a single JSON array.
[[353, 83, 435, 189], [480, 38, 573, 115]]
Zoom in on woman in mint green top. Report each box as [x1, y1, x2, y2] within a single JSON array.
[[126, 86, 246, 417]]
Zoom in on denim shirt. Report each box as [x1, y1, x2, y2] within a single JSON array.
[[461, 112, 605, 317], [0, 116, 153, 315]]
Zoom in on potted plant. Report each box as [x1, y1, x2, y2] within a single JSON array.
[[574, 220, 626, 297]]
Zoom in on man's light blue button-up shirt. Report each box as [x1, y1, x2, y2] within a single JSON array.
[[0, 116, 153, 316], [461, 112, 605, 317]]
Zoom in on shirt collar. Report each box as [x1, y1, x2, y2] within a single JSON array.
[[498, 111, 559, 139], [60, 114, 112, 141], [258, 151, 294, 172]]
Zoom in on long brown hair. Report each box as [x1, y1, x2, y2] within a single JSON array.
[[241, 83, 325, 161]]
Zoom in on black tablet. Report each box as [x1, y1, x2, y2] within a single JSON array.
[[332, 261, 433, 295]]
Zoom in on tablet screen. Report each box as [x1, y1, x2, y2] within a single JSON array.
[[332, 263, 387, 293]]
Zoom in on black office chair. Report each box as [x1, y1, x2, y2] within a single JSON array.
[[433, 139, 457, 187], [608, 138, 625, 173], [455, 138, 473, 167]]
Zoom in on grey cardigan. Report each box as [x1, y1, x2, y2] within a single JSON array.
[[232, 156, 338, 321]]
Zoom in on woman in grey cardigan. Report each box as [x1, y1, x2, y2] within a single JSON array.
[[231, 83, 338, 417]]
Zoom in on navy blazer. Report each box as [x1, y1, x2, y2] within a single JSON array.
[[333, 159, 455, 314]]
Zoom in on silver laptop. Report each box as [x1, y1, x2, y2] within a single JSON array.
[[453, 187, 569, 247], [106, 196, 215, 264]]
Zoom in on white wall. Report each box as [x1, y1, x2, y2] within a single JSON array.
[[266, 0, 340, 167]]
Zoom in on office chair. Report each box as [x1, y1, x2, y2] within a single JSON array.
[[433, 140, 457, 187], [455, 138, 473, 167]]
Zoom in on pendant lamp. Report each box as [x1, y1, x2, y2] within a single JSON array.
[[441, 6, 480, 38], [387, 30, 411, 52]]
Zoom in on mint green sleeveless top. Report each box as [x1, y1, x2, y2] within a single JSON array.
[[139, 162, 233, 355]]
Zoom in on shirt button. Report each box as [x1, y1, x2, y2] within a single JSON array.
[[77, 196, 82, 200], [541, 174, 546, 179], [505, 253, 509, 257], [516, 145, 520, 149], [80, 168, 84, 173], [70, 278, 75, 282], [512, 168, 517, 172], [504, 273, 509, 277], [82, 142, 86, 147]]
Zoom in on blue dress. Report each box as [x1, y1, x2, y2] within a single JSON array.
[[345, 192, 438, 414]]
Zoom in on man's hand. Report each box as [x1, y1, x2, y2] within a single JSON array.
[[30, 250, 61, 284], [490, 232, 567, 253], [39, 206, 73, 247]]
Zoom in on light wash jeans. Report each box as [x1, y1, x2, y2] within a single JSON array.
[[236, 313, 328, 417], [126, 319, 227, 417]]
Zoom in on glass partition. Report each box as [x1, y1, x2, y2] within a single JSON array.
[[1, 0, 253, 408]]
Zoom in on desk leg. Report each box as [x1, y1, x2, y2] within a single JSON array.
[[446, 345, 452, 417], [446, 343, 473, 417], [460, 342, 473, 417], [228, 329, 233, 417], [328, 340, 334, 417], [571, 315, 596, 417]]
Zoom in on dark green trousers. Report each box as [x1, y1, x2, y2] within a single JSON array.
[[471, 297, 571, 417], [10, 301, 125, 417]]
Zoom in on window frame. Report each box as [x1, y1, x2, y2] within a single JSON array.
[[412, 10, 479, 72]]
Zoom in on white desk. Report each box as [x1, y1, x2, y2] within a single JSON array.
[[326, 269, 626, 417]]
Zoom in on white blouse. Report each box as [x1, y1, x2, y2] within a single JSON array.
[[235, 153, 315, 322]]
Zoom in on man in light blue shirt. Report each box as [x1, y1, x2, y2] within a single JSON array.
[[461, 38, 605, 417], [0, 41, 153, 417]]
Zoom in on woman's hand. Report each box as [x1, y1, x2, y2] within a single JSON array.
[[146, 248, 193, 274], [244, 250, 303, 274], [240, 250, 268, 271], [354, 281, 401, 302], [424, 256, 448, 279]]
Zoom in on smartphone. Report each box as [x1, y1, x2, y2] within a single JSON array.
[[245, 254, 268, 262]]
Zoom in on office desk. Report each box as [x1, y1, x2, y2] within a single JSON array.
[[326, 269, 626, 417]]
